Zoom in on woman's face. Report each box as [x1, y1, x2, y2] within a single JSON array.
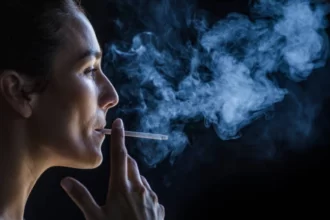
[[29, 12, 119, 169]]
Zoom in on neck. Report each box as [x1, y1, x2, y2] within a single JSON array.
[[0, 121, 48, 220]]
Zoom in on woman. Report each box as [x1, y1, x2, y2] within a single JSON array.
[[0, 0, 165, 219]]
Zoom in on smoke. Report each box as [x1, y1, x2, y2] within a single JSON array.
[[104, 0, 330, 167]]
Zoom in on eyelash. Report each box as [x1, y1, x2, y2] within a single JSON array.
[[84, 67, 98, 80]]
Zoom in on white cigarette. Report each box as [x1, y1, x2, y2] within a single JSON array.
[[98, 128, 168, 141]]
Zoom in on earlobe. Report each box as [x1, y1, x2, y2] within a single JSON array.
[[0, 70, 35, 118], [20, 88, 34, 118]]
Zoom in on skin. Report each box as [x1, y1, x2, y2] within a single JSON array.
[[0, 9, 164, 220]]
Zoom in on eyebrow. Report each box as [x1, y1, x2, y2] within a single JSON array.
[[77, 49, 103, 63]]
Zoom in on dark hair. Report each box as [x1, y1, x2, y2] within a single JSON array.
[[0, 0, 86, 97]]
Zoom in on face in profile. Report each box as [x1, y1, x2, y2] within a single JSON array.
[[28, 11, 119, 169]]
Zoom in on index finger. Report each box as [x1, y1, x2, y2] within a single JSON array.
[[109, 118, 127, 186]]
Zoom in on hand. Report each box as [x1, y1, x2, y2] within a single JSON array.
[[60, 118, 165, 220]]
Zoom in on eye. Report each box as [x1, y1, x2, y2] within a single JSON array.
[[83, 67, 98, 80]]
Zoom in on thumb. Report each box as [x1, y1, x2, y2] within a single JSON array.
[[61, 177, 100, 219]]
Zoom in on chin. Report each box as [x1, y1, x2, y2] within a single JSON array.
[[89, 155, 103, 168], [80, 151, 104, 169], [63, 147, 104, 169], [69, 156, 103, 169], [56, 135, 105, 169]]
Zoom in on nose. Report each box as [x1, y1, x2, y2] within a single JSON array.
[[98, 72, 119, 113]]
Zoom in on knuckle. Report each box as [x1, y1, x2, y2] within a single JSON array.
[[138, 186, 147, 195], [115, 128, 125, 138], [128, 182, 146, 195], [160, 204, 165, 213], [111, 143, 127, 156], [112, 128, 125, 139], [140, 175, 150, 187], [128, 157, 138, 168], [118, 132, 125, 139], [113, 180, 129, 193], [127, 155, 137, 166], [120, 149, 128, 157], [121, 182, 130, 192], [140, 175, 147, 182], [150, 191, 158, 203]]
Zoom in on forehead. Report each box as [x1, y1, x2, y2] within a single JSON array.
[[53, 12, 101, 71]]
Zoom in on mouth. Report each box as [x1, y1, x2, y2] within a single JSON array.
[[94, 129, 105, 141], [94, 129, 103, 133]]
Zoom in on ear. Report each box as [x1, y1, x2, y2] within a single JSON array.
[[0, 70, 39, 118]]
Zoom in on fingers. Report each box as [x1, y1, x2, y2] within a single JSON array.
[[141, 176, 165, 218], [159, 204, 165, 219], [107, 119, 165, 218], [141, 176, 158, 203], [127, 155, 144, 190], [127, 158, 158, 204], [141, 176, 152, 191], [61, 177, 100, 219], [110, 118, 128, 187]]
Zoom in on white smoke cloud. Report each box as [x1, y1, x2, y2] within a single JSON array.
[[106, 0, 329, 167]]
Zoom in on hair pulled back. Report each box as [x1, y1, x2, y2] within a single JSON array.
[[0, 0, 85, 96]]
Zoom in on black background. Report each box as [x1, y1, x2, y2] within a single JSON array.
[[25, 0, 330, 219]]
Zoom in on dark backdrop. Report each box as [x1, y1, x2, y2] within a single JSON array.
[[25, 0, 330, 219]]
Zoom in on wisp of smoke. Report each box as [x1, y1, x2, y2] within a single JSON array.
[[104, 0, 330, 167]]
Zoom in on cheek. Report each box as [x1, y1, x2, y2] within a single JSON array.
[[80, 82, 98, 116], [30, 78, 100, 162], [61, 79, 97, 135], [75, 80, 98, 132]]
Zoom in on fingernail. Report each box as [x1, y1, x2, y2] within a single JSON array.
[[113, 118, 123, 128], [61, 178, 72, 192]]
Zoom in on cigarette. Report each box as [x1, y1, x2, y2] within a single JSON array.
[[98, 129, 168, 141]]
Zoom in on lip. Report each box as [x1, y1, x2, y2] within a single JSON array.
[[95, 122, 107, 131], [94, 129, 105, 141], [94, 129, 105, 134]]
